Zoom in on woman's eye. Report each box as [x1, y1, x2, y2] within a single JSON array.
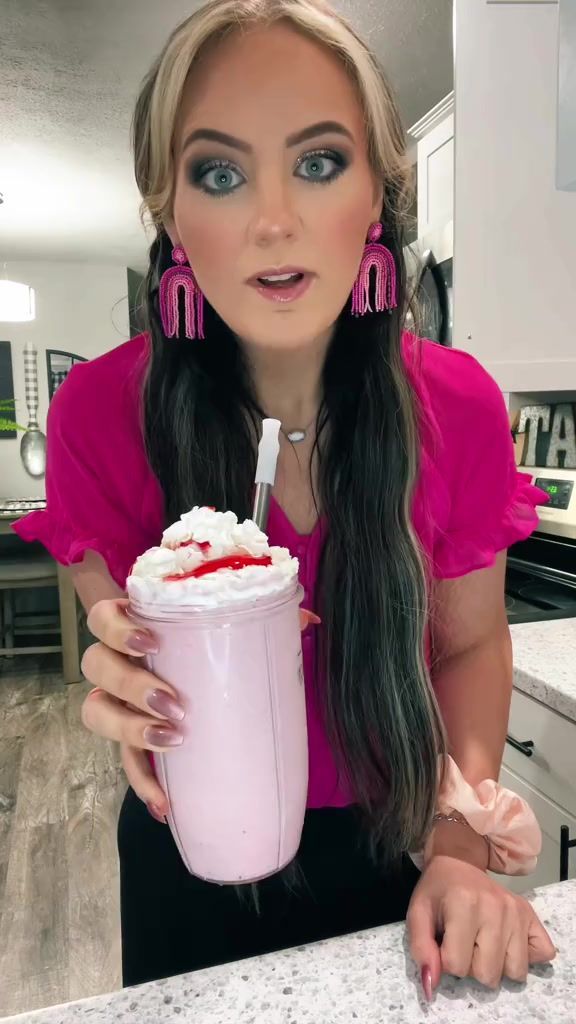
[[295, 150, 347, 184], [191, 160, 245, 196]]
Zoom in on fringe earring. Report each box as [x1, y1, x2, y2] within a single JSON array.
[[351, 222, 397, 316], [159, 245, 205, 340]]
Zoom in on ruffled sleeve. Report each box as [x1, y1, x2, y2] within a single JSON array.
[[13, 508, 134, 591], [12, 342, 163, 590], [427, 347, 549, 579]]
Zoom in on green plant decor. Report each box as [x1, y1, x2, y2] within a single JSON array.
[[0, 399, 26, 433]]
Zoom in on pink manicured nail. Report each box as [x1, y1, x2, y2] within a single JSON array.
[[85, 687, 106, 701], [146, 688, 185, 722], [144, 725, 184, 747], [421, 965, 433, 1002], [146, 802, 167, 824], [126, 631, 159, 656], [301, 608, 322, 625]]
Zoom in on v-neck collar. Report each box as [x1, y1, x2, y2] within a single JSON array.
[[268, 495, 325, 546]]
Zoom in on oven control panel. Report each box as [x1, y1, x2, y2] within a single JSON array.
[[527, 467, 576, 539]]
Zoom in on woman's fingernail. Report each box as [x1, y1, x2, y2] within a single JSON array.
[[144, 726, 184, 747], [146, 798, 167, 823], [300, 609, 322, 626], [126, 631, 159, 656], [145, 688, 185, 722], [146, 802, 168, 824], [85, 687, 106, 701], [421, 965, 433, 1002]]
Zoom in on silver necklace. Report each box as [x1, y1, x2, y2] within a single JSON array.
[[281, 415, 317, 444]]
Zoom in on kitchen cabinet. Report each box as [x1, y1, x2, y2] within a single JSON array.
[[409, 98, 454, 241], [556, 0, 576, 192], [453, 0, 576, 391], [497, 764, 576, 894], [496, 688, 576, 893], [405, 97, 454, 343]]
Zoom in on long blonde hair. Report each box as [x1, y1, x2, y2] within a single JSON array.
[[132, 0, 446, 861]]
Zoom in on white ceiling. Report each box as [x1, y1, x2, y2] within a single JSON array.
[[0, 0, 453, 269]]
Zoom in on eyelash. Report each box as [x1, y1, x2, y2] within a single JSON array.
[[188, 148, 348, 197]]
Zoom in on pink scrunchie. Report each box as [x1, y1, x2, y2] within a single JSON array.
[[434, 755, 542, 875]]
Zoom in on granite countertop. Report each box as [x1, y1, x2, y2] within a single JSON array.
[[3, 880, 576, 1024], [510, 618, 576, 721], [2, 620, 574, 1024]]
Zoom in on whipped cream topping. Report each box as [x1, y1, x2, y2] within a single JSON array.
[[127, 506, 299, 608]]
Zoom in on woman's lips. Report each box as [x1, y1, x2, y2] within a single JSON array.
[[247, 270, 315, 304]]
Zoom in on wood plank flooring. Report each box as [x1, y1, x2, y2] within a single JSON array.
[[0, 654, 126, 1019]]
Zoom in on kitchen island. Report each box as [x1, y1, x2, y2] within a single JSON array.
[[3, 879, 575, 1024]]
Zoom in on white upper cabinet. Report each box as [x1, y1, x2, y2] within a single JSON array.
[[557, 0, 576, 191], [408, 94, 454, 248], [452, 0, 576, 391]]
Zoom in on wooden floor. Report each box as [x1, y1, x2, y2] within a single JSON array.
[[0, 653, 126, 1019]]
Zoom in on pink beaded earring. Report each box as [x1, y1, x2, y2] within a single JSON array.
[[159, 245, 205, 340], [351, 222, 397, 316]]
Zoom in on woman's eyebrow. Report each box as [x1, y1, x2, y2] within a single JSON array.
[[286, 120, 355, 147], [181, 120, 355, 155]]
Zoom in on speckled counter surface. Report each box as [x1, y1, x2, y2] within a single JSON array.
[[510, 618, 576, 721], [3, 881, 576, 1024]]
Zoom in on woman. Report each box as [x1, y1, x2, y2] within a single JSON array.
[[15, 0, 555, 998]]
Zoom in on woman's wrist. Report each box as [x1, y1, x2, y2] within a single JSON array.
[[424, 817, 490, 872]]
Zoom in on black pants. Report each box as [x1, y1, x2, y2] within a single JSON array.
[[117, 786, 420, 987]]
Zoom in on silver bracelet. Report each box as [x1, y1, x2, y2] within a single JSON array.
[[432, 811, 492, 858], [432, 811, 468, 827]]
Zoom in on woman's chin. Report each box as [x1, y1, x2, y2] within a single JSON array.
[[231, 311, 339, 352]]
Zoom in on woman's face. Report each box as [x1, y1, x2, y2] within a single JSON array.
[[168, 22, 383, 350]]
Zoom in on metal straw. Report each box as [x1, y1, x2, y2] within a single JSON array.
[[252, 418, 281, 530]]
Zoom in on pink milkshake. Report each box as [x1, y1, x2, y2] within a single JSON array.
[[127, 506, 308, 884]]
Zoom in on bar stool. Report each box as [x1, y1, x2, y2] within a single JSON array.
[[0, 553, 82, 683]]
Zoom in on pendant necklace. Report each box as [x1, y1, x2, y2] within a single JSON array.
[[281, 415, 317, 444]]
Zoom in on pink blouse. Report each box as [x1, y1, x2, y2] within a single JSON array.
[[13, 331, 545, 808]]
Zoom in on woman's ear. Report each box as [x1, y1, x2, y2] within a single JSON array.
[[163, 217, 181, 249], [371, 184, 384, 224]]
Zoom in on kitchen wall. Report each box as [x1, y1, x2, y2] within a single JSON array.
[[0, 261, 131, 498]]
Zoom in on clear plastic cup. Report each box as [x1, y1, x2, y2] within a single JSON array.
[[129, 579, 308, 884]]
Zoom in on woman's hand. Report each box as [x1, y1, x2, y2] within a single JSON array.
[[407, 855, 556, 997], [80, 598, 186, 822], [81, 598, 320, 823]]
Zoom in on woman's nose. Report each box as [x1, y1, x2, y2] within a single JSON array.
[[248, 186, 300, 248]]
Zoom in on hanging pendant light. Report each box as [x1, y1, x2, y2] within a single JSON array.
[[0, 279, 36, 322], [0, 198, 36, 321]]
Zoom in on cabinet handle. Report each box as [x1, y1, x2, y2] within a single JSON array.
[[505, 734, 535, 758], [560, 826, 576, 882]]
